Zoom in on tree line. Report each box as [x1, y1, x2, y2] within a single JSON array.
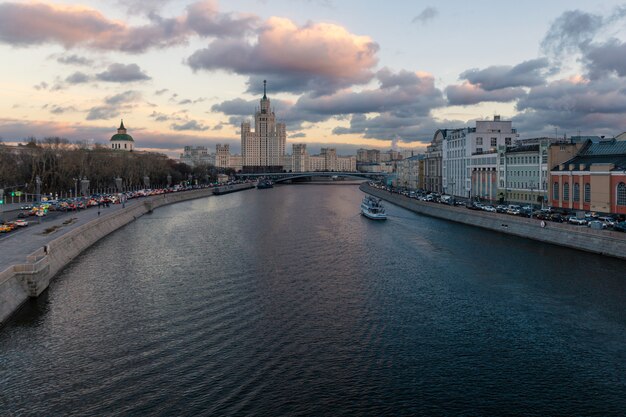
[[0, 138, 229, 196]]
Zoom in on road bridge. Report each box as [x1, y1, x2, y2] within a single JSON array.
[[235, 171, 388, 183]]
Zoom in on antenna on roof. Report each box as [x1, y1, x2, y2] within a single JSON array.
[[263, 80, 267, 99]]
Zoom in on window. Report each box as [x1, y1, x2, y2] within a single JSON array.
[[553, 182, 559, 200], [573, 183, 580, 202], [505, 137, 512, 145], [618, 182, 626, 206], [584, 183, 591, 203], [563, 183, 569, 201], [491, 137, 497, 147], [476, 148, 483, 153]]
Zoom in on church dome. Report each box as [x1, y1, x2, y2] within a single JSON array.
[[110, 120, 134, 142]]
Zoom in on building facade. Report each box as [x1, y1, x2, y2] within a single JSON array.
[[292, 144, 309, 173], [442, 116, 517, 199], [549, 139, 626, 215], [180, 145, 213, 166], [241, 81, 287, 173], [215, 144, 230, 169], [424, 129, 445, 193], [395, 155, 424, 190], [498, 143, 549, 205]]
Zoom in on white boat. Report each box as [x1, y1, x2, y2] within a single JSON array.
[[360, 195, 387, 220]]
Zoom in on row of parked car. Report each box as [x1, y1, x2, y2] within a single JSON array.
[[369, 183, 626, 232]]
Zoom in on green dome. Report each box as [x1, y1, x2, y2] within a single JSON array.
[[111, 133, 134, 142]]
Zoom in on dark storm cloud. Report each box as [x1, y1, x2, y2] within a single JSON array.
[[411, 7, 438, 25], [96, 63, 151, 82]]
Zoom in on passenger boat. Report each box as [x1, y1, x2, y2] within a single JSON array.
[[257, 179, 274, 189], [360, 195, 387, 220]]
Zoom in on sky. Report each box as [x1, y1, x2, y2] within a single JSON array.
[[1, 0, 626, 157]]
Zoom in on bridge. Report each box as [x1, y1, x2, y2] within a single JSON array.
[[235, 171, 389, 183]]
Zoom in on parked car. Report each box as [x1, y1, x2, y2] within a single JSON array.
[[568, 217, 587, 225], [597, 216, 616, 228], [613, 221, 626, 232], [14, 219, 28, 227], [549, 213, 565, 223], [495, 205, 508, 213], [482, 205, 496, 212], [587, 220, 606, 230]]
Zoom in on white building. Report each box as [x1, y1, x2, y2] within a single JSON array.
[[180, 145, 213, 166], [292, 143, 309, 173], [241, 80, 286, 173], [215, 144, 230, 169], [395, 155, 423, 190], [442, 116, 517, 199]]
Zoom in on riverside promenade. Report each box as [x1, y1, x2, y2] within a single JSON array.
[[361, 183, 626, 261], [0, 198, 140, 269], [0, 183, 253, 326]]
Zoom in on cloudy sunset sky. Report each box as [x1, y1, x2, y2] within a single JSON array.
[[1, 0, 625, 156]]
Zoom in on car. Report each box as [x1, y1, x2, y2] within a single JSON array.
[[482, 205, 496, 212], [17, 212, 28, 218], [495, 205, 507, 213], [14, 219, 28, 227], [587, 220, 606, 230], [597, 216, 616, 228], [613, 221, 626, 232], [549, 213, 565, 223], [568, 217, 587, 225], [466, 203, 482, 210], [522, 205, 533, 211]]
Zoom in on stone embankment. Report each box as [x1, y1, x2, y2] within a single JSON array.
[[0, 183, 253, 326], [361, 184, 626, 261]]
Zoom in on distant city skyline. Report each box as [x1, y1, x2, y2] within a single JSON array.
[[1, 0, 626, 157]]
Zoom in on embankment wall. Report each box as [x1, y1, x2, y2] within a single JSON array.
[[0, 184, 252, 326], [361, 184, 626, 260]]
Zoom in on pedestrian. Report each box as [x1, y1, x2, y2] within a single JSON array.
[[98, 209, 100, 216]]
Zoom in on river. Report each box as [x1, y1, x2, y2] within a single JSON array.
[[1, 184, 625, 415]]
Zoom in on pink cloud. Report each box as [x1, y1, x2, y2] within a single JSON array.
[[187, 17, 379, 95], [0, 1, 256, 53]]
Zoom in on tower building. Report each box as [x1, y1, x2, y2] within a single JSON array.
[[241, 81, 287, 173]]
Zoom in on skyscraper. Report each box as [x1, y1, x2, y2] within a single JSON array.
[[241, 81, 287, 173]]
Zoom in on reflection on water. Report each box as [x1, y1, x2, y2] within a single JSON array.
[[1, 185, 625, 415]]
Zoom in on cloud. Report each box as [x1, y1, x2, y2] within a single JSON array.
[[0, 1, 259, 53], [583, 39, 626, 79], [96, 63, 151, 82], [412, 7, 438, 25], [56, 54, 93, 66], [513, 76, 626, 137], [458, 58, 550, 91], [187, 17, 379, 95], [65, 71, 90, 84], [185, 1, 259, 38], [541, 8, 626, 57], [86, 90, 142, 120], [155, 88, 169, 95], [171, 120, 209, 131], [290, 132, 306, 138], [34, 81, 49, 90], [446, 83, 527, 105], [50, 105, 77, 114]]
